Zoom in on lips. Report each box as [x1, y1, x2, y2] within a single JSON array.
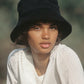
[[40, 43, 51, 48]]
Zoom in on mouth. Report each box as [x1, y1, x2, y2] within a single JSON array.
[[40, 42, 51, 49]]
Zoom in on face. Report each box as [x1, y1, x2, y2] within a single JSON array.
[[27, 22, 58, 55]]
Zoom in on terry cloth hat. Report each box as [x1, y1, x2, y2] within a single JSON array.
[[10, 0, 72, 45]]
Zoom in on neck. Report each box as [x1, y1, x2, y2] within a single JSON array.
[[32, 52, 50, 76]]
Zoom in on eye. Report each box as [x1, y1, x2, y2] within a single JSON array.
[[30, 25, 41, 30], [50, 26, 57, 30], [50, 27, 56, 29], [34, 27, 40, 30], [49, 24, 58, 30]]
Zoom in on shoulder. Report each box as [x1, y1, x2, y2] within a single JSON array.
[[57, 44, 83, 70], [53, 43, 78, 58], [57, 43, 78, 58], [7, 48, 27, 66], [58, 44, 77, 54], [53, 44, 84, 83], [54, 43, 82, 67], [8, 48, 24, 59]]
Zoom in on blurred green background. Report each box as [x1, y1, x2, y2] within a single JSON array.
[[0, 0, 84, 83]]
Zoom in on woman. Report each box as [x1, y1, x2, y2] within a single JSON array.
[[7, 0, 84, 84]]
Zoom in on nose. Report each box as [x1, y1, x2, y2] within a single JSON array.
[[42, 29, 50, 39]]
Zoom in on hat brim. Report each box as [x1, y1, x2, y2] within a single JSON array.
[[10, 8, 72, 45]]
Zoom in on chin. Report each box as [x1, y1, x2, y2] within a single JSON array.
[[38, 48, 52, 55]]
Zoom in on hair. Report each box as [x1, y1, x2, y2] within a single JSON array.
[[15, 20, 62, 47]]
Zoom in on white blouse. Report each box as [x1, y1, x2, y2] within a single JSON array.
[[39, 75, 44, 83], [6, 44, 84, 84]]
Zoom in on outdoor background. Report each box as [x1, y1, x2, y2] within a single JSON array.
[[0, 0, 84, 84]]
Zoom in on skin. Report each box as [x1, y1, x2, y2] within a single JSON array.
[[27, 22, 58, 76]]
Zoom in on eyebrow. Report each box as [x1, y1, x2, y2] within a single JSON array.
[[34, 23, 42, 26], [50, 23, 57, 26], [28, 22, 58, 29]]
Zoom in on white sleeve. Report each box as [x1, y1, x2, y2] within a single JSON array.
[[68, 50, 84, 84], [6, 50, 19, 84], [62, 45, 84, 84], [6, 60, 17, 84]]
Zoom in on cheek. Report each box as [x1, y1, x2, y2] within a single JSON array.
[[27, 32, 39, 47], [28, 36, 35, 47], [51, 31, 58, 42], [27, 32, 33, 47], [27, 34, 41, 53]]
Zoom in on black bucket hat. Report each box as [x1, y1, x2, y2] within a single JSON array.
[[10, 0, 72, 45]]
